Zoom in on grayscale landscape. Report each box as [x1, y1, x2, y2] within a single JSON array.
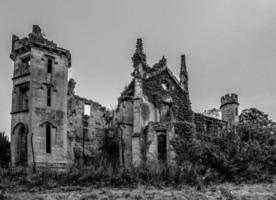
[[0, 1, 275, 200]]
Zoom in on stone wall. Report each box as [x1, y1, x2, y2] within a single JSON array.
[[30, 48, 69, 168], [115, 100, 133, 167], [67, 93, 106, 165], [11, 48, 70, 168], [194, 113, 227, 136], [220, 93, 239, 125]]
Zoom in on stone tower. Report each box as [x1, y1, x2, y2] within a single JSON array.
[[220, 93, 239, 125], [10, 25, 71, 169]]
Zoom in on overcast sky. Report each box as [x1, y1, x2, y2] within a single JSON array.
[[0, 0, 276, 136]]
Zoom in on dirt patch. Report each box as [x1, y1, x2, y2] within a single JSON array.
[[1, 183, 276, 200]]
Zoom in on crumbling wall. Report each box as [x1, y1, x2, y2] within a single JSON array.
[[141, 69, 193, 164], [115, 99, 133, 168], [194, 113, 227, 136], [67, 83, 106, 165], [142, 69, 193, 123]]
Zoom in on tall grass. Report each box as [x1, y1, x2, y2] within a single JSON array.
[[0, 161, 204, 189]]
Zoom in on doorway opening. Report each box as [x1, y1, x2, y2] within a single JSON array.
[[157, 134, 167, 163]]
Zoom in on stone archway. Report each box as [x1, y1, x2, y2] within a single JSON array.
[[13, 123, 28, 166]]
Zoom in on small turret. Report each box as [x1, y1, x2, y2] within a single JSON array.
[[180, 54, 188, 91], [32, 25, 42, 35], [220, 93, 239, 125], [131, 38, 147, 78], [135, 38, 144, 54], [132, 38, 146, 67], [180, 54, 187, 73]]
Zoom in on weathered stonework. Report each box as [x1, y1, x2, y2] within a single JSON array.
[[10, 25, 71, 169], [220, 93, 239, 126], [112, 39, 193, 167], [194, 113, 227, 136], [113, 39, 240, 168], [67, 84, 106, 165], [10, 26, 106, 169], [10, 26, 240, 169]]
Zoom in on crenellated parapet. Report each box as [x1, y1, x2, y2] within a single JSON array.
[[220, 93, 239, 108], [10, 25, 71, 67]]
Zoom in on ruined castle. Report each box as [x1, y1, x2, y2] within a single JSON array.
[[9, 25, 239, 169]]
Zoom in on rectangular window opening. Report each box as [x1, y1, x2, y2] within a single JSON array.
[[157, 133, 167, 163], [47, 58, 53, 73], [22, 56, 30, 68], [15, 83, 30, 112], [206, 122, 212, 134], [84, 104, 91, 116], [46, 124, 51, 153], [47, 87, 51, 106]]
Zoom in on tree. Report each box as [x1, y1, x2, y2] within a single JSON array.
[[239, 108, 276, 144], [239, 108, 276, 132], [0, 132, 10, 167]]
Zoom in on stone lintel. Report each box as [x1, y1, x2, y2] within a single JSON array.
[[11, 109, 29, 114], [12, 73, 30, 80]]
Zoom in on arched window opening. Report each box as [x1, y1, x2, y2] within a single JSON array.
[[46, 124, 51, 153], [13, 123, 28, 166]]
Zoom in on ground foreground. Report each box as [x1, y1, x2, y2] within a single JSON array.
[[1, 183, 276, 200]]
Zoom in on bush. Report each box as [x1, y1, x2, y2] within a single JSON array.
[[0, 132, 10, 168], [0, 107, 275, 188], [171, 108, 276, 184]]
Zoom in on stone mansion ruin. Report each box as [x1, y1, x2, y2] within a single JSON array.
[[10, 25, 239, 169]]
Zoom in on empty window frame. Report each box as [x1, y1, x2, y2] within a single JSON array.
[[157, 134, 167, 162], [46, 124, 51, 153], [46, 87, 51, 106], [14, 83, 30, 111], [160, 103, 171, 122], [84, 104, 91, 116], [47, 58, 53, 73], [22, 56, 31, 68]]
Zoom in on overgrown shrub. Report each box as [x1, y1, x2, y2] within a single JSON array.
[[170, 107, 276, 184], [0, 132, 10, 168], [99, 129, 120, 168], [0, 107, 275, 188]]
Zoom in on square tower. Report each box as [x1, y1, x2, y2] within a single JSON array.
[[10, 25, 71, 169]]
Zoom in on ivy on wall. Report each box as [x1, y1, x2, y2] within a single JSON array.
[[142, 70, 193, 123], [142, 69, 196, 165]]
